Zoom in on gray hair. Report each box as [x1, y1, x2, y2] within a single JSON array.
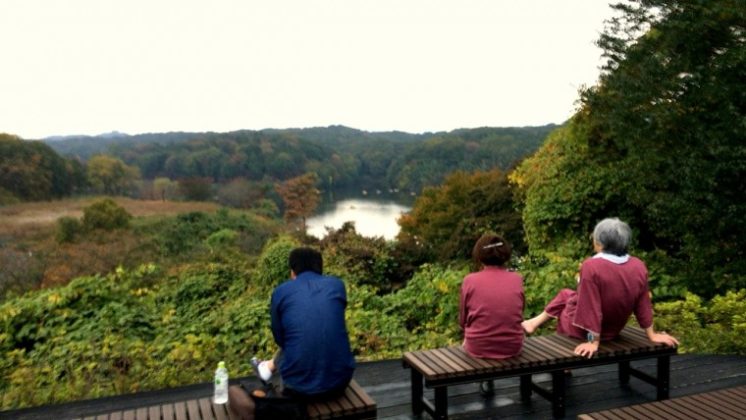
[[592, 218, 631, 256]]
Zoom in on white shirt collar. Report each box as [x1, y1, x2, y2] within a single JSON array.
[[593, 252, 630, 264]]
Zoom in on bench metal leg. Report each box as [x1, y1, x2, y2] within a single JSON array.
[[551, 371, 566, 418], [434, 386, 448, 420], [657, 355, 670, 400], [619, 360, 631, 384], [410, 368, 424, 415], [520, 375, 532, 401]]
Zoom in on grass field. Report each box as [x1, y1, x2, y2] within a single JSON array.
[[0, 197, 225, 296], [0, 197, 220, 237]]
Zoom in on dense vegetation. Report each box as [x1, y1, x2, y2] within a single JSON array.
[[0, 134, 86, 204], [1, 0, 744, 411], [511, 0, 745, 299], [41, 125, 554, 193]]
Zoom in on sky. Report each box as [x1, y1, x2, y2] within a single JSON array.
[[1, 0, 618, 139]]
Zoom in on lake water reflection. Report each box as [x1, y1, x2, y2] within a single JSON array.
[[306, 198, 411, 240]]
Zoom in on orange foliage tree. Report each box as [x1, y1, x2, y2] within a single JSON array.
[[275, 173, 320, 232]]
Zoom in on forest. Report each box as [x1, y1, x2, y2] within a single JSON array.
[[1, 0, 744, 411]]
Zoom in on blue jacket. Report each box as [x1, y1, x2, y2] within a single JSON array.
[[270, 271, 355, 395]]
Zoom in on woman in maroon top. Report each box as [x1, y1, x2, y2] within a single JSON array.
[[522, 218, 679, 358], [460, 233, 524, 395]]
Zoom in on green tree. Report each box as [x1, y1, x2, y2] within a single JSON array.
[[513, 0, 746, 296], [177, 177, 213, 201], [87, 155, 140, 196], [399, 168, 524, 261], [82, 199, 132, 231], [0, 133, 82, 201], [275, 173, 320, 232], [153, 177, 179, 201]]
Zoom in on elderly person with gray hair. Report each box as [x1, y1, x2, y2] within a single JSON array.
[[522, 218, 678, 358]]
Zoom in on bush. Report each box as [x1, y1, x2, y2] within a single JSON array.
[[56, 216, 82, 243], [82, 199, 132, 231], [252, 235, 299, 289], [320, 222, 397, 292], [654, 290, 746, 355]]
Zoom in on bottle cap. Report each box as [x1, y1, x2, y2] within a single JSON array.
[[218, 361, 226, 369]]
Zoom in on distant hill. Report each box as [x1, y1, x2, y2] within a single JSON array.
[[42, 124, 558, 192]]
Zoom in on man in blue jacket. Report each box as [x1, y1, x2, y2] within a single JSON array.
[[229, 247, 355, 419], [268, 246, 356, 397]]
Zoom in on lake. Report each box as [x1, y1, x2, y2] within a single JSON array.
[[306, 197, 412, 240]]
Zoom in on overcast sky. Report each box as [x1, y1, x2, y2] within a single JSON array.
[[1, 0, 617, 139]]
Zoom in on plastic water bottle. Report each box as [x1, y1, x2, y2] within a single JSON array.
[[213, 361, 229, 404]]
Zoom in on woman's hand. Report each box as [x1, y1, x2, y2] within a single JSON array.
[[645, 327, 679, 347], [574, 341, 599, 358], [649, 331, 679, 347]]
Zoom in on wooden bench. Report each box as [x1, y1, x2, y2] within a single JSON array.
[[402, 326, 677, 419], [578, 384, 746, 419], [76, 379, 376, 420]]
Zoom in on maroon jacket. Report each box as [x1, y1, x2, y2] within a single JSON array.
[[459, 266, 524, 359]]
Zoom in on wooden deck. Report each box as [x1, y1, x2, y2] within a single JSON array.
[[2, 354, 745, 419], [578, 384, 746, 419]]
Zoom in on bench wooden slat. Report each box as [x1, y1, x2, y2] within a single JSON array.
[[173, 400, 188, 420], [419, 348, 458, 377], [312, 399, 333, 418], [403, 351, 439, 377], [121, 409, 136, 420], [200, 397, 218, 420], [433, 347, 471, 375], [434, 347, 474, 372], [335, 390, 356, 415], [537, 335, 578, 361], [531, 336, 573, 363], [147, 405, 159, 420], [302, 379, 375, 419], [581, 386, 746, 419], [348, 379, 375, 409], [688, 392, 742, 419], [306, 400, 323, 418], [160, 403, 174, 420], [660, 398, 716, 419], [599, 409, 631, 420], [337, 385, 364, 413], [442, 346, 492, 372], [621, 403, 668, 420], [513, 342, 546, 366], [619, 331, 658, 352], [109, 411, 123, 420], [134, 406, 147, 419], [719, 387, 746, 409], [213, 401, 230, 420], [186, 399, 201, 420], [521, 340, 558, 367]]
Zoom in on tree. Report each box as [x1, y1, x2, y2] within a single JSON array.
[[87, 155, 140, 195], [513, 0, 746, 296], [153, 177, 179, 201], [0, 133, 83, 201], [82, 199, 132, 231], [177, 177, 213, 201], [398, 168, 524, 261], [275, 173, 320, 232]]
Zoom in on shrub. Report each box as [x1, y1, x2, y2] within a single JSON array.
[[82, 199, 132, 231], [320, 222, 397, 292], [252, 235, 299, 289], [56, 216, 82, 243], [654, 290, 746, 355]]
